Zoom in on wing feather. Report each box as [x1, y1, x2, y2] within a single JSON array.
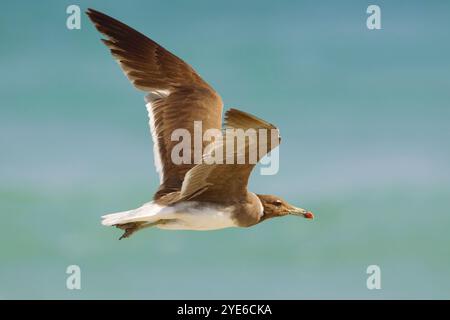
[[87, 9, 223, 199], [179, 109, 281, 203]]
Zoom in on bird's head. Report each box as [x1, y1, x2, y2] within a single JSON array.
[[256, 194, 314, 221]]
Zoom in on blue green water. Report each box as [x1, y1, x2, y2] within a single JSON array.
[[1, 0, 450, 299]]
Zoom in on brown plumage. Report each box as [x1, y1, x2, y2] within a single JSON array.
[[86, 8, 222, 199], [86, 9, 314, 239]]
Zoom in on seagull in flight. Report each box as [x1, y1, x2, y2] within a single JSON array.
[[86, 9, 314, 239]]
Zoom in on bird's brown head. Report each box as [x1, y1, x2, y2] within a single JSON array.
[[257, 194, 314, 221]]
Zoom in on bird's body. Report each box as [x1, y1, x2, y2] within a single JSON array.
[[102, 191, 263, 231], [102, 191, 264, 238], [86, 8, 314, 239]]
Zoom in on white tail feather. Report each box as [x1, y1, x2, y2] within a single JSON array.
[[101, 202, 163, 226]]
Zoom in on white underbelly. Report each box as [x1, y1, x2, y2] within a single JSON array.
[[156, 204, 237, 231], [156, 212, 236, 230]]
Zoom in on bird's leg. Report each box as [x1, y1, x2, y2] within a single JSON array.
[[115, 221, 160, 240]]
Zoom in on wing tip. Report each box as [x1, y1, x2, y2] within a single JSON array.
[[85, 8, 99, 20], [85, 8, 122, 29]]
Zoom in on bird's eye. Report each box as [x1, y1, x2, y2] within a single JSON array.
[[274, 200, 282, 207]]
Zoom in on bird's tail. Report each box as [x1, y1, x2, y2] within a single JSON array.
[[101, 209, 136, 226], [101, 201, 160, 226]]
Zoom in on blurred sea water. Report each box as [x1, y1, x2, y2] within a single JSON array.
[[1, 0, 450, 299]]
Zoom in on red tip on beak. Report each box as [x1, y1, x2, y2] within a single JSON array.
[[304, 211, 314, 219]]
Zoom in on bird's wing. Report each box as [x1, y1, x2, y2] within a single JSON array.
[[179, 108, 280, 203], [86, 9, 223, 199]]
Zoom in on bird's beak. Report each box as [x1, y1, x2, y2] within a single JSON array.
[[290, 207, 314, 219]]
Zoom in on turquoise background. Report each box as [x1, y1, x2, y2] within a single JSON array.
[[1, 0, 450, 299]]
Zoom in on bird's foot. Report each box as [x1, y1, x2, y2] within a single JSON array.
[[115, 222, 143, 240], [114, 221, 161, 240]]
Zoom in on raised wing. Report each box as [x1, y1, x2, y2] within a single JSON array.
[[179, 108, 280, 203], [86, 9, 223, 199]]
